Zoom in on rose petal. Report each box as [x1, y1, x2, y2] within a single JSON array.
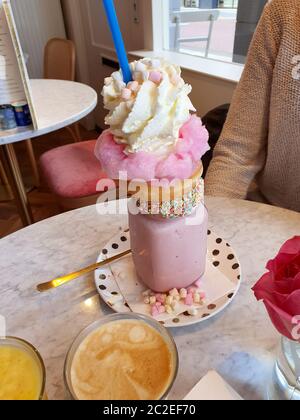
[[279, 236, 300, 255], [291, 272, 300, 290], [269, 291, 290, 308], [281, 289, 300, 316], [266, 252, 297, 276], [274, 273, 300, 294], [252, 272, 277, 302], [263, 299, 295, 340], [266, 237, 300, 279]]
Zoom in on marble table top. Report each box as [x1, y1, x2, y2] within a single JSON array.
[[0, 79, 98, 145], [1, 197, 300, 400]]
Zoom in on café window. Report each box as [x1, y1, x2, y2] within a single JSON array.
[[162, 0, 267, 64]]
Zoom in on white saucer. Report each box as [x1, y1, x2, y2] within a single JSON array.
[[95, 229, 241, 328]]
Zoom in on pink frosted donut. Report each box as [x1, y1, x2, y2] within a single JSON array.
[[94, 115, 210, 181]]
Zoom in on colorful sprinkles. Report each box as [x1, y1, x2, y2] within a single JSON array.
[[139, 178, 204, 219]]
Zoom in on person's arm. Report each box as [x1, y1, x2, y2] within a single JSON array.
[[205, 1, 282, 198]]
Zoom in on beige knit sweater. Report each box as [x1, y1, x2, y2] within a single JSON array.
[[205, 0, 300, 212]]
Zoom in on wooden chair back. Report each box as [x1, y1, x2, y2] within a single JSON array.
[[44, 38, 76, 81]]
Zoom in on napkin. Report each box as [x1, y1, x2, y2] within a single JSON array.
[[184, 371, 243, 400], [109, 254, 236, 322]]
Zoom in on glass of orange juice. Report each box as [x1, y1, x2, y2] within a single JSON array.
[[0, 337, 46, 400]]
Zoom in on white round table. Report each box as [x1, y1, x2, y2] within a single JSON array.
[[1, 197, 299, 400], [0, 79, 97, 225]]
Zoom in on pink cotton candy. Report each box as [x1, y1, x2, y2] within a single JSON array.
[[155, 153, 194, 180], [94, 130, 158, 180], [177, 114, 210, 161], [95, 115, 210, 181]]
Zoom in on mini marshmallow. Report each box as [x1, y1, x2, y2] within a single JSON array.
[[166, 295, 173, 306], [127, 81, 139, 92], [169, 288, 179, 297], [156, 294, 166, 304], [193, 293, 201, 304], [151, 305, 159, 317], [142, 289, 151, 297], [135, 62, 147, 72], [180, 288, 188, 299], [187, 286, 196, 294], [200, 292, 206, 300], [158, 305, 166, 314], [151, 58, 161, 69], [185, 293, 194, 306], [149, 296, 156, 305], [149, 71, 162, 84], [121, 88, 132, 100], [171, 300, 177, 308], [155, 302, 162, 307], [165, 305, 173, 314], [144, 297, 150, 304], [188, 308, 198, 316]]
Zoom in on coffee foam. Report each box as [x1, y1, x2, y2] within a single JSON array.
[[70, 320, 174, 400]]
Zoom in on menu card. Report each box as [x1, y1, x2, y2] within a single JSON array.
[[0, 0, 38, 128]]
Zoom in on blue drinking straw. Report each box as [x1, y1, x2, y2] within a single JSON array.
[[102, 0, 133, 84]]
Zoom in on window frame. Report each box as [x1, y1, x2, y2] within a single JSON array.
[[131, 0, 244, 84]]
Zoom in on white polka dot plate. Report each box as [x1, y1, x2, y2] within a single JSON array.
[[95, 229, 241, 328]]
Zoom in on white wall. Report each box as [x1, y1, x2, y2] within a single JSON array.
[[11, 0, 66, 78]]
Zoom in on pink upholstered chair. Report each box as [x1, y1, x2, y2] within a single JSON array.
[[39, 139, 116, 210]]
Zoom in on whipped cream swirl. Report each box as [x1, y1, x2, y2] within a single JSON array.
[[102, 58, 196, 155]]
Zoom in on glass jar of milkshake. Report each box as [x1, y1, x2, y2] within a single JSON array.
[[95, 58, 211, 293], [128, 166, 208, 292]]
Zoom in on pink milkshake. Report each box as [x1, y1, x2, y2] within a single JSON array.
[[95, 58, 210, 293], [129, 205, 208, 292]]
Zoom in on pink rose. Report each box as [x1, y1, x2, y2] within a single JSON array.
[[252, 236, 300, 341]]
